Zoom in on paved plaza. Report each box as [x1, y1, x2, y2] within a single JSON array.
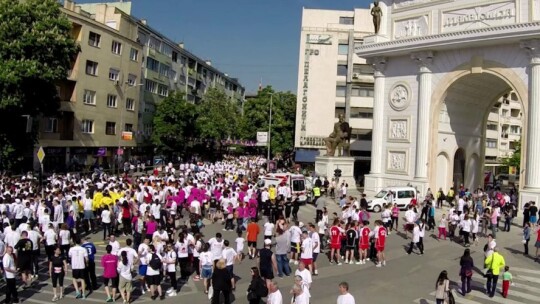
[[2, 194, 537, 304]]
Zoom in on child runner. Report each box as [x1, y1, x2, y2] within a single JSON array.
[[372, 220, 387, 267], [235, 231, 245, 262], [345, 222, 357, 264], [502, 266, 513, 298]]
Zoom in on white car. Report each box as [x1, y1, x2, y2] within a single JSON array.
[[367, 186, 418, 212]]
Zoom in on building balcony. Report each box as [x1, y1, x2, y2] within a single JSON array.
[[352, 74, 374, 83], [349, 117, 372, 129], [350, 96, 373, 108]]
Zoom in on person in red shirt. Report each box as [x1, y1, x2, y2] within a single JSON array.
[[358, 221, 371, 264], [372, 220, 387, 267], [246, 218, 260, 259], [329, 218, 344, 265]]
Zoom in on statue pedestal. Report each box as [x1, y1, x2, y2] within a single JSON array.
[[363, 34, 390, 44], [315, 156, 356, 189]]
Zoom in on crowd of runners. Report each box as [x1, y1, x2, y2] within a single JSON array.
[[0, 155, 538, 304]]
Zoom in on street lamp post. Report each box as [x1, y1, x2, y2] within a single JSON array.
[[267, 93, 274, 172], [116, 81, 143, 175]]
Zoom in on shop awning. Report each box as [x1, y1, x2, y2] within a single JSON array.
[[295, 149, 319, 163]]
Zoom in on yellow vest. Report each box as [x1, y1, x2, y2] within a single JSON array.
[[313, 187, 321, 197]]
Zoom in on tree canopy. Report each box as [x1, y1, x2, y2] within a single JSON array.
[[196, 88, 240, 140], [239, 87, 296, 155], [0, 0, 79, 169], [152, 92, 198, 153]]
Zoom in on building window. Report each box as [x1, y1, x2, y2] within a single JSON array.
[[158, 84, 169, 97], [350, 129, 372, 140], [162, 44, 173, 57], [88, 32, 101, 47], [486, 123, 498, 131], [44, 117, 58, 133], [111, 41, 122, 55], [85, 60, 98, 76], [124, 123, 133, 132], [126, 98, 135, 111], [148, 36, 161, 50], [146, 57, 159, 72], [109, 68, 120, 81], [105, 121, 116, 135], [336, 85, 346, 97], [351, 86, 374, 97], [337, 65, 348, 76], [339, 17, 354, 25], [510, 125, 521, 134], [143, 123, 153, 135], [351, 107, 374, 118], [338, 44, 348, 55], [172, 51, 178, 62], [159, 64, 170, 77], [81, 119, 94, 134], [83, 90, 96, 105], [353, 64, 374, 75], [107, 94, 117, 108], [130, 48, 138, 61], [486, 139, 498, 148], [127, 74, 137, 86], [145, 79, 157, 93]]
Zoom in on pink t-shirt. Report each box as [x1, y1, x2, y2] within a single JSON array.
[[146, 221, 157, 235], [101, 254, 118, 278], [236, 206, 245, 218]]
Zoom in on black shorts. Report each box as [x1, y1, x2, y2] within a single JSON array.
[[346, 244, 355, 250], [260, 268, 274, 280], [72, 269, 86, 279], [146, 274, 162, 286], [291, 242, 300, 253], [248, 241, 257, 248], [17, 257, 32, 272], [264, 235, 272, 240], [103, 277, 118, 288]]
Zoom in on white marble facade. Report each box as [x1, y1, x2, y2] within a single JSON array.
[[357, 0, 540, 206]]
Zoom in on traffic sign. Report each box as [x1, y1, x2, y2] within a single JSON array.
[[37, 146, 45, 163]]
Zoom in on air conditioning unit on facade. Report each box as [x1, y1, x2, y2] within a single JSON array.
[[352, 73, 360, 79]]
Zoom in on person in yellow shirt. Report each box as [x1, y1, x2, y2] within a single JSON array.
[[93, 190, 103, 211], [269, 185, 277, 202], [484, 249, 506, 298]]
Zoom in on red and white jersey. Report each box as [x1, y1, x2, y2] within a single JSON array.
[[376, 226, 387, 247], [359, 227, 371, 247], [329, 226, 343, 245]]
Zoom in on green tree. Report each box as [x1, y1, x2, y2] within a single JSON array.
[[152, 92, 198, 153], [0, 0, 79, 169], [197, 88, 240, 140], [239, 87, 296, 155], [502, 139, 522, 170]]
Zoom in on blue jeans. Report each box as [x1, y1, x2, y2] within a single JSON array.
[[276, 254, 291, 277]]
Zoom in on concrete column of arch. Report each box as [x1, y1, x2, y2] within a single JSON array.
[[411, 51, 434, 180], [367, 57, 387, 175], [521, 39, 540, 190]]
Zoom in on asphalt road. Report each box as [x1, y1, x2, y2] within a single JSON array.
[[2, 195, 538, 304]]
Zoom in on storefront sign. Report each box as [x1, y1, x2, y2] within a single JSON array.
[[300, 136, 325, 147], [122, 131, 133, 140], [307, 34, 332, 45]]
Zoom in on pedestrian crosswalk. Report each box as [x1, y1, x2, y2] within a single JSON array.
[[413, 267, 540, 304]]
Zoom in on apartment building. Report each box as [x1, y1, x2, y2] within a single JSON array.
[[37, 0, 142, 172], [134, 21, 246, 150], [294, 8, 374, 178], [485, 91, 523, 168], [37, 1, 245, 171]]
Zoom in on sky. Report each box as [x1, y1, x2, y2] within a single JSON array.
[[76, 0, 374, 94]]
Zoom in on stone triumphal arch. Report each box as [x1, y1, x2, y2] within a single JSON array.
[[356, 0, 540, 205]]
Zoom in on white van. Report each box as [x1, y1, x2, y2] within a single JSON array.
[[257, 173, 309, 203], [367, 186, 418, 212]]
